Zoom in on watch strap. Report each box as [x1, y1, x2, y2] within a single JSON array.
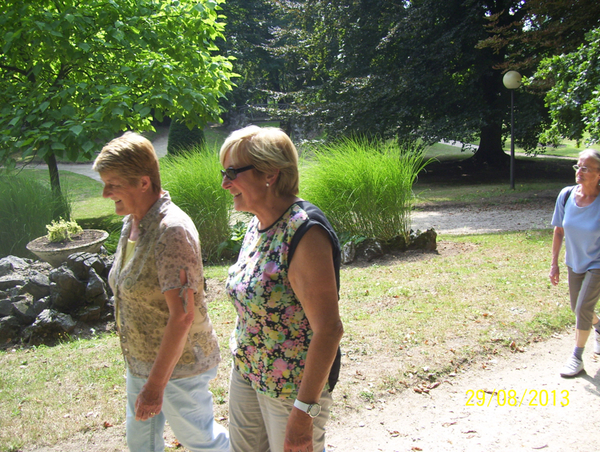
[[293, 399, 320, 418]]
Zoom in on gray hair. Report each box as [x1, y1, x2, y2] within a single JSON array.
[[579, 149, 600, 168]]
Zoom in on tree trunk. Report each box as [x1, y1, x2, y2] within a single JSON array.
[[471, 122, 510, 168], [44, 153, 62, 196]]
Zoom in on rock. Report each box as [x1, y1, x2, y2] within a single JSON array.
[[22, 309, 76, 343], [67, 252, 106, 280], [0, 276, 27, 291], [342, 242, 356, 264], [11, 294, 37, 325], [408, 228, 437, 251], [77, 305, 104, 323], [86, 268, 108, 308], [49, 267, 86, 312], [0, 254, 112, 346], [22, 270, 51, 300], [0, 298, 13, 317], [0, 256, 30, 276], [384, 235, 409, 252], [33, 296, 51, 316], [357, 239, 385, 262], [0, 315, 20, 343]]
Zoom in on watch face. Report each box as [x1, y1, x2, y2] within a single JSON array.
[[308, 404, 321, 418]]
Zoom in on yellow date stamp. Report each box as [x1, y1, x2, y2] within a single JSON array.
[[466, 389, 570, 407]]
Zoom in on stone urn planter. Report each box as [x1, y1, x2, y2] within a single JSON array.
[[26, 229, 109, 267]]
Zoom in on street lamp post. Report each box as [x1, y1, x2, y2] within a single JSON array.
[[503, 70, 522, 190]]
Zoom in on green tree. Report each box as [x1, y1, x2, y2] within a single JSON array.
[[479, 0, 600, 73], [217, 0, 282, 114], [301, 0, 550, 167], [218, 0, 315, 137], [533, 28, 600, 145], [0, 0, 234, 194]]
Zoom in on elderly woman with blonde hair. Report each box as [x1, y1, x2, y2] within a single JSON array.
[[220, 125, 344, 452], [551, 149, 600, 378], [93, 132, 229, 451]]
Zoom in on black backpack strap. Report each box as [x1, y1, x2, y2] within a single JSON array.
[[563, 186, 576, 208], [288, 202, 342, 392]]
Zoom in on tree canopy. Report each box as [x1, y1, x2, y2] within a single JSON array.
[[225, 0, 598, 167], [0, 0, 234, 192], [293, 0, 536, 166], [533, 27, 600, 145]]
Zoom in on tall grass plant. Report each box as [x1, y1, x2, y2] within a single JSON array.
[[301, 137, 431, 242], [160, 147, 232, 262], [0, 172, 71, 258]]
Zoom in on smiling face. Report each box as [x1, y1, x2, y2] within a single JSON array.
[[100, 171, 144, 217], [221, 152, 267, 216], [575, 155, 600, 188]]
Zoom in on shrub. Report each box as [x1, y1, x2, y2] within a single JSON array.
[[0, 172, 71, 258], [77, 215, 123, 255], [300, 137, 431, 242], [160, 146, 232, 262], [167, 120, 206, 155]]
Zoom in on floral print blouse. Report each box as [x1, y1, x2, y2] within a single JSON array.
[[226, 201, 340, 399], [108, 192, 221, 379]]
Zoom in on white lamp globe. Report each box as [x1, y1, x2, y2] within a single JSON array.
[[503, 71, 522, 90]]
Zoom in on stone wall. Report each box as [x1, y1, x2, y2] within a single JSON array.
[[0, 252, 114, 347]]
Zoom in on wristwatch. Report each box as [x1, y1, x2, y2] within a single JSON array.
[[293, 399, 321, 418]]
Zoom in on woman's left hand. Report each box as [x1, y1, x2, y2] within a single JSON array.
[[284, 408, 314, 452], [134, 381, 164, 421]]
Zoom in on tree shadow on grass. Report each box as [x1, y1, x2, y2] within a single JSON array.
[[418, 155, 575, 186]]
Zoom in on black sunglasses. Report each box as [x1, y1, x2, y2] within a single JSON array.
[[220, 165, 254, 180]]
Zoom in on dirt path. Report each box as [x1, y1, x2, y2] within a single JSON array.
[[327, 328, 600, 451], [411, 204, 553, 235]]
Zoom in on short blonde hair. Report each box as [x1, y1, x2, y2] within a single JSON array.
[[219, 126, 299, 197], [93, 132, 161, 194]]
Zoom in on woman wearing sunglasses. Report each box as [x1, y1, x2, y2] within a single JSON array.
[[550, 149, 600, 377], [220, 126, 343, 452]]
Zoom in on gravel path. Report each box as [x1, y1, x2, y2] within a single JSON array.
[[411, 204, 554, 235]]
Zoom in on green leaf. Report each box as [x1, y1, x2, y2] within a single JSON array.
[[70, 125, 83, 136]]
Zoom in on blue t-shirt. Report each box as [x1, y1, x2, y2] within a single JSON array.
[[551, 185, 600, 273]]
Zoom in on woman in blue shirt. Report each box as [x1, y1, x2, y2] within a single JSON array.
[[550, 149, 600, 377]]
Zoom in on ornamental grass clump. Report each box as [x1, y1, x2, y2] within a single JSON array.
[[0, 173, 71, 258], [301, 137, 431, 242], [161, 146, 232, 262]]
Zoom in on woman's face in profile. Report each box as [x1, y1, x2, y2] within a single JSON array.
[[221, 152, 266, 215], [100, 171, 143, 217], [576, 156, 600, 187]]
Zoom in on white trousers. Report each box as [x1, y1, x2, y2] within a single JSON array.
[[126, 367, 229, 452]]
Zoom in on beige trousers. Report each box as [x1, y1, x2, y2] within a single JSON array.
[[228, 367, 333, 452]]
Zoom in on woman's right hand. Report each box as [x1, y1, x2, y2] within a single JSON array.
[[134, 381, 163, 421], [549, 264, 560, 286]]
